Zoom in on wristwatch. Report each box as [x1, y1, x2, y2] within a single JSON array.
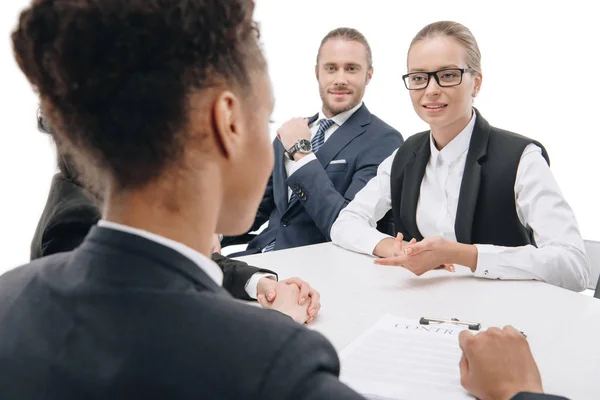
[[286, 139, 312, 160]]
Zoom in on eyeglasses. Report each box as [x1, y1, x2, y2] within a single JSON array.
[[402, 68, 473, 90]]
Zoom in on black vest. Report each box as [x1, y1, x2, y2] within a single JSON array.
[[390, 109, 549, 247]]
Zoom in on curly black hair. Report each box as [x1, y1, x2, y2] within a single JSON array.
[[13, 0, 263, 189]]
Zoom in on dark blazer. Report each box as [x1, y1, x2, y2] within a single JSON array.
[[30, 173, 274, 301], [390, 109, 549, 246], [0, 232, 568, 400], [0, 227, 364, 399], [228, 104, 403, 255]]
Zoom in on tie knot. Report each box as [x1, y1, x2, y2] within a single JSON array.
[[319, 119, 334, 131]]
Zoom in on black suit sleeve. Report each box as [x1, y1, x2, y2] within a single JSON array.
[[42, 221, 95, 257], [211, 253, 277, 301], [512, 392, 569, 400], [38, 203, 101, 258], [260, 328, 364, 400]]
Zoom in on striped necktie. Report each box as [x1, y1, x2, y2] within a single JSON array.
[[311, 119, 335, 153], [289, 118, 334, 203]]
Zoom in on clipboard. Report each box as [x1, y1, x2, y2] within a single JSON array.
[[419, 316, 527, 337], [419, 317, 481, 331]]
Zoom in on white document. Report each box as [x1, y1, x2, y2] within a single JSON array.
[[339, 314, 473, 400]]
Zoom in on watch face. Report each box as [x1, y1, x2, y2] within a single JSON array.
[[298, 139, 312, 152]]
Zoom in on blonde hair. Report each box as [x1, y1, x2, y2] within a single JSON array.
[[409, 21, 481, 74]]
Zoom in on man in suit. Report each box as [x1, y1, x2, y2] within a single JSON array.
[[1, 1, 564, 398], [225, 27, 403, 255], [31, 113, 320, 316]]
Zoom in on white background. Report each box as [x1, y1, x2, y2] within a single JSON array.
[[0, 0, 598, 274]]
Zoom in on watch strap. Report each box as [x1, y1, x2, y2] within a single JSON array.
[[286, 143, 299, 160]]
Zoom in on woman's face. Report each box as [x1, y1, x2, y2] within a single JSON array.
[[407, 36, 482, 134]]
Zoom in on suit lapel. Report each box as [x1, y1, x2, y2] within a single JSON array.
[[306, 113, 319, 126], [400, 136, 430, 241], [273, 139, 291, 214], [454, 109, 490, 244], [314, 104, 370, 169]]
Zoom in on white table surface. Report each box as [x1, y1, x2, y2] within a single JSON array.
[[236, 242, 600, 400]]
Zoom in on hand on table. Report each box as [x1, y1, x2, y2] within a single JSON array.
[[459, 326, 544, 400], [374, 233, 455, 275], [257, 277, 321, 324]]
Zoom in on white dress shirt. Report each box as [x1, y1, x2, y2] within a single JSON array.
[[284, 102, 363, 201], [331, 113, 590, 291], [98, 220, 274, 298]]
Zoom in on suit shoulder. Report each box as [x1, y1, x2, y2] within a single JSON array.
[[400, 130, 429, 151], [368, 114, 402, 138], [0, 254, 71, 305], [489, 124, 532, 142], [488, 125, 547, 153]]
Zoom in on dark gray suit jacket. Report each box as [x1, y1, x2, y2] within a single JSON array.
[[30, 173, 274, 300], [2, 227, 565, 399], [0, 227, 364, 399], [228, 104, 403, 255]]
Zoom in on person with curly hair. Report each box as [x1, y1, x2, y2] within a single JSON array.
[[1, 1, 343, 398], [31, 111, 321, 317]]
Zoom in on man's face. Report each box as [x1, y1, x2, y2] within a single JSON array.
[[316, 39, 372, 118]]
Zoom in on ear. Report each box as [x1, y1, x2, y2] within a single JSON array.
[[472, 73, 483, 97], [211, 90, 243, 160], [366, 67, 374, 85], [315, 64, 319, 80]]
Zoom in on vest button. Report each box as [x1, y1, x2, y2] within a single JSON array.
[[281, 219, 289, 227]]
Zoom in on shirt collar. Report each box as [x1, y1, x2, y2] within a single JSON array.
[[316, 101, 363, 127], [97, 220, 224, 286], [430, 110, 477, 166]]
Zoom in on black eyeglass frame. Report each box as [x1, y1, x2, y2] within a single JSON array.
[[402, 68, 473, 90]]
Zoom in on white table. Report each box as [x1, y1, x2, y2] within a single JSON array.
[[237, 242, 600, 400]]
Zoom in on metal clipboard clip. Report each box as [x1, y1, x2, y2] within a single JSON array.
[[419, 317, 481, 331], [420, 317, 527, 337]]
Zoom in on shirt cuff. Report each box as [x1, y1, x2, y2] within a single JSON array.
[[365, 230, 393, 256], [473, 244, 541, 281], [473, 244, 502, 279], [245, 272, 277, 299], [287, 153, 317, 176]]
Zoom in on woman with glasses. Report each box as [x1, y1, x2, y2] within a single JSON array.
[[331, 21, 590, 291]]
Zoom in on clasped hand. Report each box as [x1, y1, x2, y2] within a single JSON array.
[[374, 233, 455, 275], [257, 277, 321, 324]]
